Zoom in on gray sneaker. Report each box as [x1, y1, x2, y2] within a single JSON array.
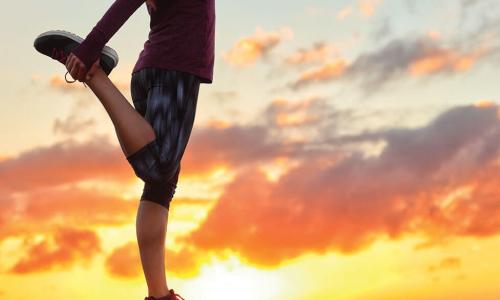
[[34, 29, 119, 87]]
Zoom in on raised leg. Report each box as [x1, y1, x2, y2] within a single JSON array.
[[84, 68, 171, 298], [85, 67, 155, 157], [83, 67, 199, 300]]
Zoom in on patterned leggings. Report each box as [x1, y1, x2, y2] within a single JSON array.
[[127, 67, 200, 210]]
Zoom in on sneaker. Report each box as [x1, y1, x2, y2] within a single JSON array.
[[144, 289, 186, 300], [33, 29, 119, 87]]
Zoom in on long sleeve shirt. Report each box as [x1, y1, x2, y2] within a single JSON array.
[[71, 0, 215, 84]]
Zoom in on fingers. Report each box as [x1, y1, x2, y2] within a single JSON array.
[[65, 54, 76, 81], [65, 53, 73, 70], [76, 63, 87, 82], [66, 53, 88, 82], [86, 59, 100, 81]]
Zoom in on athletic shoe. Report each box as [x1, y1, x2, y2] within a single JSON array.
[[144, 289, 185, 300], [33, 29, 119, 87]]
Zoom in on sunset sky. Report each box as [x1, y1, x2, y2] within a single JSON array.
[[2, 0, 500, 299]]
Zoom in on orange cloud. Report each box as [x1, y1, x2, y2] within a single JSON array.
[[427, 29, 442, 41], [222, 26, 293, 67], [288, 35, 492, 92], [105, 242, 142, 278], [409, 48, 486, 76], [0, 135, 132, 193], [336, 0, 382, 20], [8, 227, 102, 274], [359, 0, 383, 17], [264, 96, 326, 127], [0, 188, 138, 246], [337, 6, 353, 20], [290, 59, 348, 89], [4, 95, 500, 276], [284, 41, 338, 65], [428, 256, 461, 272], [47, 73, 129, 92], [48, 73, 85, 91], [104, 241, 209, 278], [174, 105, 500, 268]]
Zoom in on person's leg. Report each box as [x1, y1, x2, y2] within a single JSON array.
[[84, 66, 156, 157], [127, 67, 200, 299], [136, 200, 170, 298]]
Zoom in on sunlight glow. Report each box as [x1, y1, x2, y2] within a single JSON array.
[[183, 255, 285, 300]]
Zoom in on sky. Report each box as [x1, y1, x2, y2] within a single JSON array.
[[1, 0, 500, 299]]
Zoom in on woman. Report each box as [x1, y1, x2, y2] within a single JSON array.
[[33, 0, 215, 299]]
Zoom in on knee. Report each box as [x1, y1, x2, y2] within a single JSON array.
[[140, 181, 177, 210], [126, 142, 179, 184], [127, 143, 165, 183]]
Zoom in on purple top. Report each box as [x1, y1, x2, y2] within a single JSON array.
[[71, 0, 215, 84]]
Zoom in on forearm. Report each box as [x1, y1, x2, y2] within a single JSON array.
[[71, 0, 146, 70]]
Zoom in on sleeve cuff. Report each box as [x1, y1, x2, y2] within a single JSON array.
[[70, 31, 105, 71]]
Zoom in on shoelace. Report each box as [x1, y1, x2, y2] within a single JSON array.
[[52, 48, 88, 88], [64, 71, 88, 88], [143, 289, 185, 300], [169, 289, 185, 300], [51, 47, 68, 64]]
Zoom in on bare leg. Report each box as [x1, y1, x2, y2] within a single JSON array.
[[85, 67, 155, 157], [136, 201, 171, 298], [84, 69, 171, 298]]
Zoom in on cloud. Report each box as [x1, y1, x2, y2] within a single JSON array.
[[210, 90, 239, 104], [359, 0, 383, 17], [336, 0, 383, 20], [0, 135, 131, 193], [182, 95, 339, 175], [8, 226, 102, 274], [104, 242, 142, 278], [48, 74, 86, 91], [337, 6, 353, 20], [4, 90, 500, 275], [409, 47, 485, 76], [104, 241, 209, 279], [262, 96, 332, 128], [288, 34, 491, 93], [290, 59, 348, 89], [53, 97, 97, 136], [222, 26, 293, 67], [181, 124, 280, 174], [428, 256, 462, 272], [0, 187, 138, 243], [284, 41, 339, 66], [47, 72, 130, 93], [371, 17, 392, 41], [0, 95, 337, 275], [0, 135, 139, 244], [173, 104, 500, 268]]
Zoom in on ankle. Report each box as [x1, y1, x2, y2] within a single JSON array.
[[149, 288, 171, 299]]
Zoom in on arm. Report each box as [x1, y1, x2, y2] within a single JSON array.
[[71, 0, 146, 71]]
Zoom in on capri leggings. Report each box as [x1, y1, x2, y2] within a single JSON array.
[[127, 67, 200, 210]]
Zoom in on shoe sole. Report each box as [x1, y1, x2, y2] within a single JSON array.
[[34, 29, 119, 75]]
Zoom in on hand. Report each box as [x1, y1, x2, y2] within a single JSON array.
[[65, 52, 89, 82], [85, 59, 101, 82]]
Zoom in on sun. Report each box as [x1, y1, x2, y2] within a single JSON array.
[[181, 255, 285, 300]]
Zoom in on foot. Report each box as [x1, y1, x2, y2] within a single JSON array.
[[144, 289, 185, 300], [33, 29, 119, 86]]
